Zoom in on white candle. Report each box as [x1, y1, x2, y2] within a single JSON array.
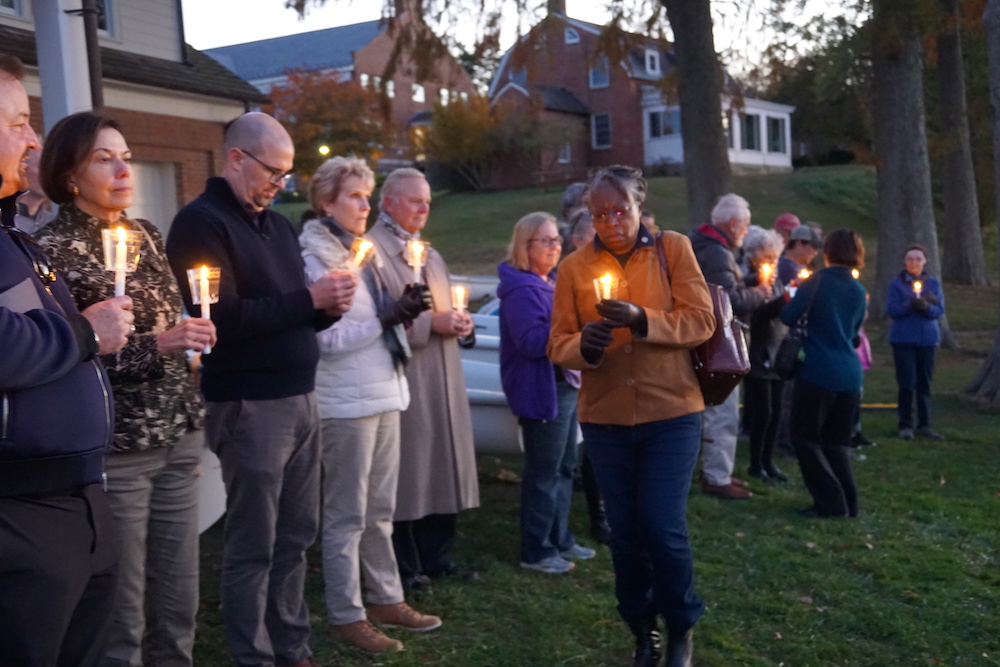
[[410, 241, 425, 283], [352, 240, 373, 268], [913, 280, 923, 297], [599, 273, 612, 300], [452, 285, 467, 313], [114, 227, 127, 297], [200, 266, 212, 354], [760, 262, 773, 284]]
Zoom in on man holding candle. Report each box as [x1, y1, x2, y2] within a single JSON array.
[[778, 224, 822, 287], [689, 194, 770, 500], [367, 168, 480, 593], [0, 55, 134, 667], [167, 112, 355, 667]]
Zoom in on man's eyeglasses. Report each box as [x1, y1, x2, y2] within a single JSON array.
[[240, 149, 293, 185], [4, 225, 56, 286], [528, 236, 562, 248], [592, 206, 633, 225]]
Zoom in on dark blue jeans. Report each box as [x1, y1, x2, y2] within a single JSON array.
[[892, 344, 936, 429], [519, 382, 580, 563], [581, 413, 705, 632]]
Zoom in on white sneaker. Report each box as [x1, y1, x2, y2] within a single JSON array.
[[560, 544, 597, 560], [520, 555, 576, 574]]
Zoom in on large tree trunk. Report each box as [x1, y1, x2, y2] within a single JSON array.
[[660, 0, 732, 229], [965, 0, 1000, 403], [870, 0, 958, 348], [938, 0, 989, 285]]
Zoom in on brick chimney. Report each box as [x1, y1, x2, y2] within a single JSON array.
[[547, 0, 567, 14]]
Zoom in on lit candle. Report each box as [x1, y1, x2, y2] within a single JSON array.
[[599, 273, 613, 300], [852, 269, 860, 279], [452, 285, 468, 313], [798, 268, 811, 281], [760, 262, 773, 284], [408, 240, 425, 284], [913, 280, 923, 297], [352, 239, 373, 268], [114, 227, 127, 297], [200, 265, 212, 354]]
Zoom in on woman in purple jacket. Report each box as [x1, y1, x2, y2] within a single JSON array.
[[887, 244, 946, 440], [499, 211, 595, 575]]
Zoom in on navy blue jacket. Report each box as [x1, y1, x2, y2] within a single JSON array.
[[887, 272, 943, 347], [780, 266, 866, 393], [497, 262, 567, 420], [1, 187, 113, 496], [166, 177, 337, 402]]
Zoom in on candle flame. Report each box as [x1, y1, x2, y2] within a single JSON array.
[[913, 281, 922, 293], [201, 265, 209, 280], [117, 226, 126, 243], [455, 286, 465, 300], [852, 269, 860, 279], [798, 268, 811, 280], [599, 273, 612, 287]]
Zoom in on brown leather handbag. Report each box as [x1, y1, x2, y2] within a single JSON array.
[[656, 233, 750, 406]]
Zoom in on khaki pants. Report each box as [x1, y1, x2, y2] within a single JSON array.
[[700, 386, 741, 486]]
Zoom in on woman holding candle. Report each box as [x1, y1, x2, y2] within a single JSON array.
[[780, 229, 867, 519], [298, 156, 440, 654], [498, 211, 595, 575], [886, 244, 946, 440], [740, 226, 790, 483], [548, 166, 715, 667], [34, 111, 215, 666]]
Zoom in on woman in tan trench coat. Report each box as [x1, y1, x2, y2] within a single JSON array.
[[367, 168, 480, 593]]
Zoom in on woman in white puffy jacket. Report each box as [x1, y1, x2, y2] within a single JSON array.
[[300, 156, 440, 654]]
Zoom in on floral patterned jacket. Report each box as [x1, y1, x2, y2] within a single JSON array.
[[35, 203, 205, 453]]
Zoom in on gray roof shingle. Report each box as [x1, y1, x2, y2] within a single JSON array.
[[0, 24, 266, 104], [204, 20, 385, 82]]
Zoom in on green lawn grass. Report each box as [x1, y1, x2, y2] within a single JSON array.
[[201, 168, 1000, 666]]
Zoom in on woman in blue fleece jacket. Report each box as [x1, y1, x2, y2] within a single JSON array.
[[886, 244, 945, 440], [498, 211, 594, 575]]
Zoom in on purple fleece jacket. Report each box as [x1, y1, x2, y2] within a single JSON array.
[[497, 262, 577, 420]]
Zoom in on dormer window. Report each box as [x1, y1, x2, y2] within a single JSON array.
[[646, 49, 660, 75], [589, 57, 610, 89], [565, 28, 580, 44]]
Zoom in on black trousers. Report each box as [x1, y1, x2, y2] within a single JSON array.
[[744, 377, 784, 471], [0, 483, 118, 667], [393, 513, 457, 579], [790, 378, 860, 517]]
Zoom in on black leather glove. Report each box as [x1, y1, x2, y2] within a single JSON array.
[[596, 299, 648, 337], [458, 327, 476, 349], [910, 296, 929, 312], [923, 292, 940, 306], [580, 320, 616, 365], [380, 284, 432, 329]]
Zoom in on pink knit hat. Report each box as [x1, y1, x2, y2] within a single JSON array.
[[773, 213, 801, 233]]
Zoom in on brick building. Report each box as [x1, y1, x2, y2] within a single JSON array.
[[489, 9, 795, 187], [0, 0, 264, 235], [204, 11, 474, 170]]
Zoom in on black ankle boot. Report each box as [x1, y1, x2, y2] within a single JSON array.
[[628, 617, 662, 667], [663, 627, 694, 667]]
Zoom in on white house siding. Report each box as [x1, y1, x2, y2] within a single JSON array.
[[726, 98, 795, 174], [0, 0, 181, 62]]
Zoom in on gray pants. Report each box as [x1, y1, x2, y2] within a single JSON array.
[[320, 413, 404, 626], [700, 386, 741, 486], [103, 429, 203, 667], [206, 394, 320, 667]]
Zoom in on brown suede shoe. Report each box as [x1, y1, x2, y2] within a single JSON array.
[[330, 619, 404, 653], [368, 602, 443, 632], [701, 479, 752, 499], [730, 476, 749, 488]]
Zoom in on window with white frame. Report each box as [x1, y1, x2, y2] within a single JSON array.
[[440, 88, 450, 105], [723, 111, 733, 148], [386, 80, 395, 98], [0, 0, 22, 15], [646, 49, 660, 75], [741, 113, 760, 151], [509, 68, 527, 85], [648, 109, 680, 138], [557, 143, 571, 164], [459, 91, 469, 103], [767, 116, 787, 153], [592, 113, 611, 149], [412, 83, 425, 103], [565, 28, 580, 44], [97, 0, 116, 37], [359, 73, 370, 87], [589, 57, 609, 89]]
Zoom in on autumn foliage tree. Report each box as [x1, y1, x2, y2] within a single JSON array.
[[426, 94, 577, 190], [264, 68, 396, 178]]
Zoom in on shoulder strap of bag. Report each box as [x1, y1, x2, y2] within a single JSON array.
[[797, 273, 822, 327]]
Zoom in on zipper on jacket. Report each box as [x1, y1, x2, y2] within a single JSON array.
[[1, 392, 8, 441], [92, 360, 113, 445]]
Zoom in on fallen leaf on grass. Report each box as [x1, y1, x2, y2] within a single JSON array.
[[939, 477, 946, 486], [865, 543, 874, 550], [805, 542, 816, 549], [799, 596, 813, 605], [775, 632, 783, 639], [735, 532, 745, 538], [817, 606, 828, 612], [902, 590, 921, 599], [496, 469, 521, 483]]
